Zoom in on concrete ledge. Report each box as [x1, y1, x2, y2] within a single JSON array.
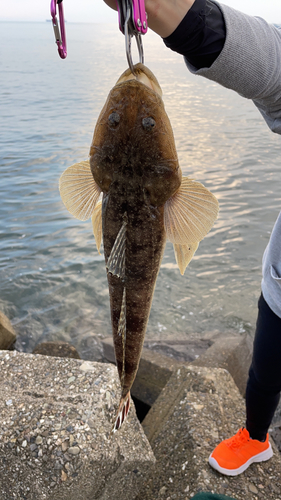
[[191, 334, 253, 396], [139, 365, 281, 500], [0, 351, 155, 500]]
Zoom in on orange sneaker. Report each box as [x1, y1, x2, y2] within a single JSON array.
[[209, 427, 273, 476]]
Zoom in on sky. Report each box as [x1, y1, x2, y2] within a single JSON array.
[[0, 0, 281, 24]]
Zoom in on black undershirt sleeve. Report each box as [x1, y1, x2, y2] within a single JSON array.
[[163, 0, 226, 69]]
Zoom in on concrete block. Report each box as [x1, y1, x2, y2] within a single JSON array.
[[143, 338, 213, 363], [191, 334, 253, 396], [0, 351, 155, 500], [32, 341, 80, 359], [0, 311, 16, 350], [102, 337, 179, 407], [139, 365, 281, 500]]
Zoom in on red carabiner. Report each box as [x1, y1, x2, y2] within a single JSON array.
[[50, 0, 67, 59]]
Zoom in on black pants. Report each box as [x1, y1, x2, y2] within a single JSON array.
[[246, 294, 281, 441]]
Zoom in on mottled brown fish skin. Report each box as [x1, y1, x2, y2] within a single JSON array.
[[89, 65, 181, 398]]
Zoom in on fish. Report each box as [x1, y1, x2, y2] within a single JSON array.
[[59, 63, 219, 432]]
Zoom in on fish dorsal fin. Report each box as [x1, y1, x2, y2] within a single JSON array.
[[118, 288, 126, 338], [91, 200, 102, 254], [117, 288, 127, 419], [59, 160, 101, 221], [164, 177, 219, 275], [106, 219, 127, 278]]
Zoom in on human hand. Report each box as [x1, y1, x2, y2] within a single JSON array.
[[103, 0, 196, 38]]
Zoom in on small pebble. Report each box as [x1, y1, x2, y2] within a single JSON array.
[[68, 446, 80, 455], [61, 470, 68, 482], [249, 483, 258, 494], [62, 441, 68, 452]]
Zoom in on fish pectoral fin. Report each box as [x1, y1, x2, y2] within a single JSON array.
[[164, 177, 219, 274], [106, 220, 127, 278], [112, 392, 131, 433], [91, 200, 102, 254], [59, 160, 101, 221], [173, 242, 199, 276]]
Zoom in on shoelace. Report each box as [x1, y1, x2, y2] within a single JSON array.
[[227, 429, 249, 450]]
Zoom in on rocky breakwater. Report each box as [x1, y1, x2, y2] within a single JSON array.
[[137, 365, 281, 500], [0, 351, 155, 500]]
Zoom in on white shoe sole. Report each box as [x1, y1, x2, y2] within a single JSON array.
[[208, 443, 273, 476]]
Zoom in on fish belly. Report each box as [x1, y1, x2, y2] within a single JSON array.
[[103, 195, 165, 397]]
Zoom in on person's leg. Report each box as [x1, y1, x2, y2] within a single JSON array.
[[209, 293, 281, 475], [246, 293, 281, 440]]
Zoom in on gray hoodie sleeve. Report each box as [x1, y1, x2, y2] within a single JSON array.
[[186, 3, 281, 134], [185, 3, 281, 317]]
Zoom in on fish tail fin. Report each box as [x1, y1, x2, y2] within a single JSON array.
[[112, 392, 131, 433]]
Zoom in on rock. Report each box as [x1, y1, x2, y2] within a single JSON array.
[[32, 341, 80, 359], [0, 311, 16, 350], [0, 351, 155, 500], [137, 365, 281, 500]]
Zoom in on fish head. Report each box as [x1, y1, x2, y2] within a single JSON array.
[[90, 64, 181, 207]]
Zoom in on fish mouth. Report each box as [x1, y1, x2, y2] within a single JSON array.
[[115, 63, 162, 97]]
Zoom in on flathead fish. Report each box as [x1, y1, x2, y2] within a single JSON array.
[[59, 64, 219, 431]]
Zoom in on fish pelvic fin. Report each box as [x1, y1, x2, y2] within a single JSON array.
[[59, 160, 101, 221], [112, 392, 130, 433], [91, 200, 102, 254], [164, 177, 219, 275], [106, 218, 127, 278]]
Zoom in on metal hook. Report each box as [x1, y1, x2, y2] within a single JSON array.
[[117, 0, 147, 74], [124, 8, 144, 74], [50, 0, 67, 59]]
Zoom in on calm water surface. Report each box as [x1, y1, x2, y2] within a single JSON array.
[[1, 22, 280, 357]]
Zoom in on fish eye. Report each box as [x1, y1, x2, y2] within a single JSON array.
[[142, 117, 156, 131], [108, 112, 120, 127]]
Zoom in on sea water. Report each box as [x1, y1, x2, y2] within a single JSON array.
[[0, 22, 280, 357]]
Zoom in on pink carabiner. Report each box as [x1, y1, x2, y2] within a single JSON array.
[[117, 0, 147, 35], [50, 0, 67, 59], [132, 0, 147, 34]]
